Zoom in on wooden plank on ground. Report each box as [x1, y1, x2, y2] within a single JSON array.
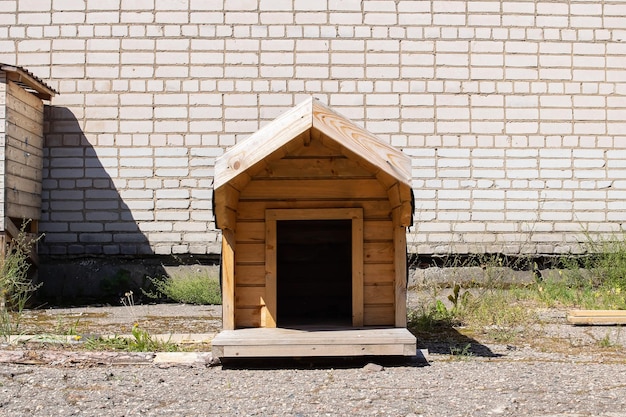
[[567, 310, 626, 325]]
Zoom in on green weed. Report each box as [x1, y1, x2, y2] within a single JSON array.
[[449, 342, 473, 358], [85, 289, 177, 351], [0, 222, 42, 338], [597, 332, 615, 348], [144, 270, 221, 305], [84, 324, 179, 352]]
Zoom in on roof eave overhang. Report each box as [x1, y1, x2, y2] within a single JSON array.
[[310, 99, 412, 188], [214, 98, 314, 191], [1, 64, 57, 100]]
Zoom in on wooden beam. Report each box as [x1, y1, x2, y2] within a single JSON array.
[[394, 225, 408, 327], [567, 310, 626, 325], [352, 211, 364, 327], [213, 186, 239, 230], [0, 234, 6, 261], [303, 126, 312, 146], [221, 229, 236, 330], [264, 215, 277, 328], [253, 158, 374, 179], [211, 327, 417, 358], [5, 217, 20, 243], [240, 178, 387, 200]]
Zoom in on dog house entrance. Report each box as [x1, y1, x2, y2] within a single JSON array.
[[277, 219, 352, 326], [265, 208, 364, 328]]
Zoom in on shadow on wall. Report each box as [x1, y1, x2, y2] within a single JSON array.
[[37, 106, 168, 305]]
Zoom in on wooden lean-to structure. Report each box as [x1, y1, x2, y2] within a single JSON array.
[[0, 64, 56, 265], [212, 97, 416, 358]]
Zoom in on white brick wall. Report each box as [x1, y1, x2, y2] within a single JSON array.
[[2, 0, 626, 256]]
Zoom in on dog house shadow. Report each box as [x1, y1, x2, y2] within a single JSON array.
[[416, 327, 503, 358], [37, 106, 167, 304], [212, 97, 417, 360]]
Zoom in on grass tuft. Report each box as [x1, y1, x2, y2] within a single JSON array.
[[0, 222, 42, 338], [144, 269, 222, 305], [84, 324, 180, 352]]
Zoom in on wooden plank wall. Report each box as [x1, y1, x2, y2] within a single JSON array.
[[0, 73, 6, 230], [233, 136, 396, 328], [4, 80, 44, 222]]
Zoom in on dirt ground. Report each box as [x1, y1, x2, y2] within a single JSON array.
[[17, 303, 223, 337], [9, 289, 626, 361], [3, 291, 626, 416]]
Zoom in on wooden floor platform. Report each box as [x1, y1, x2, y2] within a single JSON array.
[[211, 327, 417, 358]]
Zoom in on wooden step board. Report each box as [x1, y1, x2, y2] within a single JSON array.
[[211, 327, 417, 358], [567, 310, 626, 325]]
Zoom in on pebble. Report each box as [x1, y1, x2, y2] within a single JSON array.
[[362, 362, 384, 372]]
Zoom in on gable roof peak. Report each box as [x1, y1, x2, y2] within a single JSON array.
[[214, 96, 411, 190]]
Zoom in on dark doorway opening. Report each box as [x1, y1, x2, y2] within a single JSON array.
[[277, 219, 352, 327]]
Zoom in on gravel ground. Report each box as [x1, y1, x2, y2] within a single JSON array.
[[2, 354, 626, 416], [2, 295, 626, 416]]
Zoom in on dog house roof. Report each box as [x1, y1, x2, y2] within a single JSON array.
[[215, 97, 411, 187], [214, 97, 414, 227]]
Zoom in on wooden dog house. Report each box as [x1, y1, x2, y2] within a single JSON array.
[[212, 98, 416, 358], [0, 64, 56, 263]]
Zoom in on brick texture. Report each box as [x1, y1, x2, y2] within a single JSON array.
[[2, 0, 626, 256]]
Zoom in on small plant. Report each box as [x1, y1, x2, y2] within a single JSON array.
[[0, 222, 42, 338], [55, 315, 82, 336], [597, 332, 614, 348], [409, 283, 472, 330], [450, 342, 473, 357], [407, 301, 456, 333], [562, 230, 626, 290], [121, 290, 137, 321], [82, 288, 179, 352], [144, 270, 221, 305], [448, 283, 472, 314], [85, 325, 179, 352]]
